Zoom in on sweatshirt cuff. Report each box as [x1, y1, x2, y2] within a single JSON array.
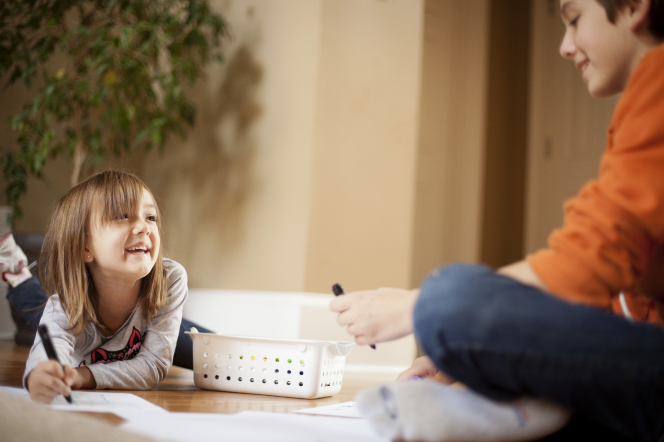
[[85, 363, 108, 390]]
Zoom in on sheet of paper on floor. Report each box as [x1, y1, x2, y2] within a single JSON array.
[[293, 401, 362, 418], [122, 410, 388, 442], [0, 386, 165, 420]]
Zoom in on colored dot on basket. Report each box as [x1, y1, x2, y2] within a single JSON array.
[[251, 356, 255, 361], [287, 381, 291, 385], [300, 360, 304, 365], [287, 370, 291, 374], [203, 352, 209, 358], [204, 374, 208, 378], [227, 376, 231, 380], [228, 354, 232, 359], [215, 375, 219, 380], [262, 379, 267, 384], [203, 363, 208, 368], [263, 357, 267, 362], [274, 380, 279, 385], [239, 377, 243, 382], [276, 358, 280, 362], [215, 354, 220, 358], [250, 378, 255, 382], [288, 359, 292, 363], [240, 355, 244, 360], [300, 371, 304, 375], [275, 369, 279, 373], [299, 382, 303, 386]]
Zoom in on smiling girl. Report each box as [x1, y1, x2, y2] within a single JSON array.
[[22, 171, 189, 403]]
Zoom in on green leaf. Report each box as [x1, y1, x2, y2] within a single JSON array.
[[1, 0, 229, 214], [134, 127, 149, 146]]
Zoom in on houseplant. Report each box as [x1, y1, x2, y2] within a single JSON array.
[[0, 0, 228, 219]]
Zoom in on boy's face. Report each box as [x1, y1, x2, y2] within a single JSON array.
[[559, 0, 640, 97]]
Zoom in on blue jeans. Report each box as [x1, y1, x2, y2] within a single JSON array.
[[414, 264, 664, 442], [6, 276, 211, 370]]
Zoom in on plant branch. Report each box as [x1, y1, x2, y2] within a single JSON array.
[[71, 138, 85, 188]]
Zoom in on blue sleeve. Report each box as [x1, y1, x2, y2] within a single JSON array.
[[5, 276, 49, 330]]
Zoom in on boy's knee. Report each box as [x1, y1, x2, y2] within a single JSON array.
[[415, 264, 494, 318], [414, 264, 497, 346]]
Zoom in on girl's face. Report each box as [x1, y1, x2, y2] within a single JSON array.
[[84, 188, 160, 283]]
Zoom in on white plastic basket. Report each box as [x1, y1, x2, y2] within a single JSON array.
[[186, 331, 354, 399]]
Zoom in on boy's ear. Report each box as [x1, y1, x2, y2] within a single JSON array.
[[628, 0, 651, 33]]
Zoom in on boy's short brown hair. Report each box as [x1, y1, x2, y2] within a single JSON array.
[[596, 0, 664, 39]]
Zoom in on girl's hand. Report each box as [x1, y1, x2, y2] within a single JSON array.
[[329, 287, 420, 345], [396, 356, 456, 384], [27, 360, 76, 403]]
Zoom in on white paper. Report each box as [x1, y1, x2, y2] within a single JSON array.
[[293, 401, 362, 418], [122, 410, 387, 442], [0, 386, 30, 399], [0, 386, 165, 420]]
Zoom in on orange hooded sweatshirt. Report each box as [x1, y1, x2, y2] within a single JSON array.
[[528, 44, 664, 325]]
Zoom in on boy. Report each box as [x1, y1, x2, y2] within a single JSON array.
[[330, 0, 664, 440]]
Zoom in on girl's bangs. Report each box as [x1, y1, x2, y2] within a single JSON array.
[[95, 174, 146, 223]]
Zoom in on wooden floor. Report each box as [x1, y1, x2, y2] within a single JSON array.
[[0, 339, 396, 416]]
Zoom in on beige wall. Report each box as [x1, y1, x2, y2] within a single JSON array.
[[144, 0, 427, 292], [304, 0, 424, 292], [140, 0, 324, 291], [410, 0, 490, 286], [4, 0, 429, 293], [479, 0, 530, 269], [3, 0, 501, 294]]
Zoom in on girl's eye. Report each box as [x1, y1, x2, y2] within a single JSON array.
[[117, 213, 128, 220], [570, 17, 579, 27], [147, 215, 157, 222]]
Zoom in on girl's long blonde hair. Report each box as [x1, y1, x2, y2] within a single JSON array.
[[40, 171, 168, 336]]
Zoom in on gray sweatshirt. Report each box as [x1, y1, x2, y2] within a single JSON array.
[[24, 258, 187, 390]]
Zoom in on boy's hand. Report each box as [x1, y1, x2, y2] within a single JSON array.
[[396, 356, 457, 384], [27, 360, 76, 403], [396, 355, 439, 381], [329, 287, 419, 345]]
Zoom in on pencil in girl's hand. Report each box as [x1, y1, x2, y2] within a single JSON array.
[[37, 325, 72, 404], [332, 283, 376, 349]]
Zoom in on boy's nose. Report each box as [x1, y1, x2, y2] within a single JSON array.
[[559, 29, 576, 59]]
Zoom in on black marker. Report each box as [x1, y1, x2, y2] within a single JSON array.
[[332, 283, 376, 349], [38, 324, 72, 404]]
